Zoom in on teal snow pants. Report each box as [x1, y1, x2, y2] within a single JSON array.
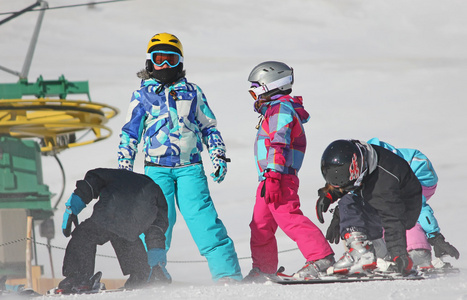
[[145, 163, 242, 281]]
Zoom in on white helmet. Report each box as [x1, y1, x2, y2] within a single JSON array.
[[248, 61, 294, 99]]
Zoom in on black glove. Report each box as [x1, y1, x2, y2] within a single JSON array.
[[326, 207, 341, 244], [428, 233, 460, 259], [393, 254, 413, 276], [316, 185, 343, 223]]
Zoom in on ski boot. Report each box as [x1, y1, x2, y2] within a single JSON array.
[[372, 237, 389, 260], [54, 272, 104, 294], [242, 267, 274, 283], [409, 249, 434, 271], [293, 255, 335, 279], [332, 232, 377, 275], [124, 272, 148, 289]]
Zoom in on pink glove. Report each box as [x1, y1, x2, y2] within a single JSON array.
[[261, 171, 282, 204]]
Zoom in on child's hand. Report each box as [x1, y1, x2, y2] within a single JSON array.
[[261, 171, 282, 203], [211, 158, 228, 183], [209, 149, 230, 183], [316, 184, 343, 223]]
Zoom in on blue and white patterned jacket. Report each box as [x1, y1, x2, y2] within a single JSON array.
[[118, 77, 225, 169]]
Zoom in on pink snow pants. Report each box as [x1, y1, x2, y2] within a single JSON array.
[[406, 185, 437, 251], [249, 174, 334, 274]]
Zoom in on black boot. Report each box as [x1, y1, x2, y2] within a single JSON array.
[[57, 272, 103, 294]]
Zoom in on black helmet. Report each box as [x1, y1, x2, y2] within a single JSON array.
[[321, 139, 367, 191]]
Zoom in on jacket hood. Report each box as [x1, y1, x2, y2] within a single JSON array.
[[137, 69, 152, 80], [259, 95, 309, 123], [289, 96, 310, 124], [360, 141, 378, 174], [367, 137, 403, 157], [347, 140, 378, 189]]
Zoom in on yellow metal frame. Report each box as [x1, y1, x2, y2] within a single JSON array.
[[0, 98, 119, 153]]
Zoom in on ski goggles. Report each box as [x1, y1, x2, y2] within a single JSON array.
[[248, 75, 293, 100], [146, 50, 184, 68]]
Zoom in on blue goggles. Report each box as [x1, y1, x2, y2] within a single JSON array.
[[146, 50, 184, 67]]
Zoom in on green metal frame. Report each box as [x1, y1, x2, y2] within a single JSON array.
[[0, 75, 90, 101], [0, 136, 52, 219]]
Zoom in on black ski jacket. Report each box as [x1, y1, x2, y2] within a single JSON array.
[[358, 145, 422, 258], [73, 168, 168, 250]]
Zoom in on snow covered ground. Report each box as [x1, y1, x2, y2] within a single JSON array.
[[2, 0, 467, 299]]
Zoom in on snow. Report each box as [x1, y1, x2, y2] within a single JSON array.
[[1, 0, 467, 299]]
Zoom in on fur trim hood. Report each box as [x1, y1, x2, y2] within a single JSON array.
[[136, 69, 186, 81], [137, 69, 152, 80]]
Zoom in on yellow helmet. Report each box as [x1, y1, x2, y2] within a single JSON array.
[[146, 33, 183, 56]]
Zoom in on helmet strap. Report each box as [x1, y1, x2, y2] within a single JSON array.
[[145, 60, 154, 74]]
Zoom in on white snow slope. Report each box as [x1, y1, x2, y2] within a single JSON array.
[[2, 0, 467, 299]]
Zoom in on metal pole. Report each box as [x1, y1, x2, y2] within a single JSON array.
[[0, 65, 22, 77], [20, 0, 49, 79], [52, 154, 66, 210], [47, 239, 55, 278]]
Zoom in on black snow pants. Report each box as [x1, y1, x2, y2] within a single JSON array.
[[338, 193, 384, 240], [62, 219, 150, 281]]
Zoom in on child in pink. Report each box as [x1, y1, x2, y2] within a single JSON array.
[[405, 186, 436, 253], [243, 61, 334, 283]]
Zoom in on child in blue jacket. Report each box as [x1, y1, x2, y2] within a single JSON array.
[[367, 138, 459, 268], [118, 33, 242, 282]]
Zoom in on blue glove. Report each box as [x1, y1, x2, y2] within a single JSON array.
[[65, 193, 86, 214], [62, 194, 86, 237], [147, 248, 172, 284]]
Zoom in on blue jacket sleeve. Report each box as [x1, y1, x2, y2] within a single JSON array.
[[118, 91, 147, 170], [193, 85, 226, 155], [418, 200, 440, 238]]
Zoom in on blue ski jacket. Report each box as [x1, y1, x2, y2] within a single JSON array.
[[367, 138, 440, 238], [118, 77, 225, 169]]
